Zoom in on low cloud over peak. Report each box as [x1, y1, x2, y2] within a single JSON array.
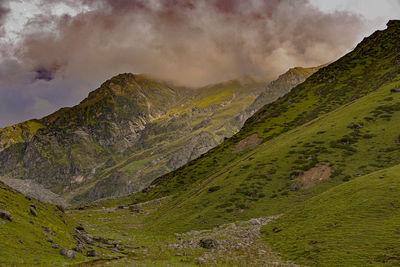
[[0, 0, 368, 127]]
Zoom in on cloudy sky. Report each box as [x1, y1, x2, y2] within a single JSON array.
[[0, 0, 399, 127]]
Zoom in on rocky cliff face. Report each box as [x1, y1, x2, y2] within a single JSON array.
[[0, 69, 315, 204], [232, 66, 321, 128]]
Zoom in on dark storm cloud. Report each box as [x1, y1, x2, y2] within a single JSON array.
[[0, 0, 368, 127]]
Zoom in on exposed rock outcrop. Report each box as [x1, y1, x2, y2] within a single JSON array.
[[0, 210, 13, 222], [0, 177, 67, 206]]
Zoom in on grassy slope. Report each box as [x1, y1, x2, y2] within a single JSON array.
[[87, 23, 400, 267], [0, 120, 45, 150], [0, 181, 83, 265], [142, 74, 400, 233], [262, 164, 400, 266]]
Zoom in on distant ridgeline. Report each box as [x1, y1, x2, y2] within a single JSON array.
[[0, 66, 318, 204]]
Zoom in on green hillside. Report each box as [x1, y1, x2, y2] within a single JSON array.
[[0, 181, 83, 265], [79, 20, 400, 266], [262, 164, 400, 266]]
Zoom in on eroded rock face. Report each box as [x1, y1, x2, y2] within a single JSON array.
[[167, 132, 218, 170], [236, 66, 321, 128], [0, 178, 67, 207]]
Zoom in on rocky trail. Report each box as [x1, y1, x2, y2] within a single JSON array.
[[170, 215, 300, 266], [68, 200, 300, 266]]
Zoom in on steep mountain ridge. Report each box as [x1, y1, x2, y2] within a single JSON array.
[[245, 66, 323, 116], [112, 20, 400, 240], [0, 68, 316, 204], [0, 74, 188, 193]]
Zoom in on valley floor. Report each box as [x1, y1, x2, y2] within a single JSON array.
[[68, 199, 298, 266]]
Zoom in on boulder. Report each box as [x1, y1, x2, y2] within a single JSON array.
[[124, 244, 139, 249], [76, 225, 85, 231], [128, 205, 142, 213], [0, 209, 13, 222], [42, 226, 53, 234], [93, 236, 113, 245], [86, 249, 99, 257], [60, 249, 76, 259], [73, 244, 84, 253], [249, 218, 261, 225], [390, 87, 400, 93], [30, 206, 38, 217], [199, 238, 219, 249], [290, 181, 303, 191]]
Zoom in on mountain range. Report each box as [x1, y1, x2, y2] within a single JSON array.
[[0, 20, 400, 266], [0, 66, 318, 204]]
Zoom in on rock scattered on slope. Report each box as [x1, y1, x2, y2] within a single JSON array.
[[42, 226, 53, 234], [199, 238, 219, 249], [30, 206, 38, 217], [93, 236, 114, 245], [128, 205, 142, 213], [0, 209, 13, 222], [73, 244, 84, 253], [169, 215, 301, 266], [86, 249, 99, 257], [60, 249, 76, 259]]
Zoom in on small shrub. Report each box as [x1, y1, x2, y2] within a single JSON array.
[[342, 175, 351, 182], [235, 203, 249, 209], [258, 193, 266, 198], [208, 185, 221, 193], [331, 169, 342, 178], [216, 202, 232, 209], [364, 116, 374, 122], [362, 134, 375, 139]]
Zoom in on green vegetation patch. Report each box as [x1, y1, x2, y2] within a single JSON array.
[[262, 165, 400, 266]]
